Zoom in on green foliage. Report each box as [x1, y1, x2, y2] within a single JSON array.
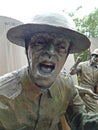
[[73, 8, 98, 37], [74, 49, 90, 62], [67, 7, 98, 62]]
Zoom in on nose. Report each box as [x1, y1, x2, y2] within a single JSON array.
[[44, 43, 55, 56]]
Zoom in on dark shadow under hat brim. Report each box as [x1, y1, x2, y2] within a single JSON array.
[[7, 23, 91, 53]]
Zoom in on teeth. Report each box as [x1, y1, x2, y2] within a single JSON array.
[[41, 62, 52, 66], [38, 62, 55, 75], [41, 66, 52, 73], [40, 64, 52, 72]]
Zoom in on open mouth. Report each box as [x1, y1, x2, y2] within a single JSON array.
[[38, 61, 55, 76]]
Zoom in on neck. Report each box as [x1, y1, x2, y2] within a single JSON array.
[[27, 66, 53, 89]]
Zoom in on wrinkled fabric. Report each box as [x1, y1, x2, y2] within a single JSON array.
[[80, 94, 98, 112], [75, 60, 98, 112], [77, 61, 98, 91], [0, 66, 72, 130], [0, 66, 98, 130]]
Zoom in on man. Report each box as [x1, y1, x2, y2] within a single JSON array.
[[0, 12, 98, 130], [70, 49, 98, 112]]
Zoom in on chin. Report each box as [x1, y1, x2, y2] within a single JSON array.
[[31, 64, 59, 88], [34, 74, 56, 89]]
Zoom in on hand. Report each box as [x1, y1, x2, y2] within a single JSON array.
[[76, 54, 83, 63]]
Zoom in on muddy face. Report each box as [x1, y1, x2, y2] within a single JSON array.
[[91, 54, 98, 65], [27, 33, 70, 88]]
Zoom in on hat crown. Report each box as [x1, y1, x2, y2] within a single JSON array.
[[32, 13, 76, 30], [92, 49, 98, 55]]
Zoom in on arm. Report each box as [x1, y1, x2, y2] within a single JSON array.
[[65, 87, 98, 130], [70, 55, 82, 75]]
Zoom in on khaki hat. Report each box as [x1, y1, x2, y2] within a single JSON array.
[[91, 49, 98, 56], [7, 12, 90, 53]]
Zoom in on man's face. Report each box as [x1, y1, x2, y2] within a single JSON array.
[[91, 54, 98, 65], [27, 33, 70, 88]]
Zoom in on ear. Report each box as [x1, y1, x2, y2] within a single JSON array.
[[24, 40, 29, 56], [25, 47, 31, 67], [27, 47, 33, 61]]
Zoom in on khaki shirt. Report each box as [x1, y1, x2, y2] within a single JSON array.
[[77, 60, 98, 91], [0, 66, 96, 130]]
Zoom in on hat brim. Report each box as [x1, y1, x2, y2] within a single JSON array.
[[7, 24, 90, 53]]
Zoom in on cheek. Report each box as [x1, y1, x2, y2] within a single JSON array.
[[29, 49, 40, 61], [96, 58, 98, 61], [57, 55, 68, 68], [30, 55, 38, 65], [28, 52, 37, 67]]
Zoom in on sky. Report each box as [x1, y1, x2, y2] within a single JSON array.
[[0, 0, 98, 23]]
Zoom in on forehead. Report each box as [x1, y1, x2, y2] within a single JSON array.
[[29, 32, 70, 42]]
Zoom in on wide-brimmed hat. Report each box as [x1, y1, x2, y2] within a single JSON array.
[[7, 12, 90, 53]]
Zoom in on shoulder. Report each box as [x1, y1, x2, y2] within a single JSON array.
[[79, 60, 89, 66], [77, 61, 88, 70], [58, 70, 74, 90], [57, 70, 77, 99], [0, 66, 27, 99]]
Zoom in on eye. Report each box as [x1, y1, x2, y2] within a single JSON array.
[[30, 39, 46, 51], [34, 39, 45, 45], [56, 44, 66, 53], [58, 45, 66, 49]]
